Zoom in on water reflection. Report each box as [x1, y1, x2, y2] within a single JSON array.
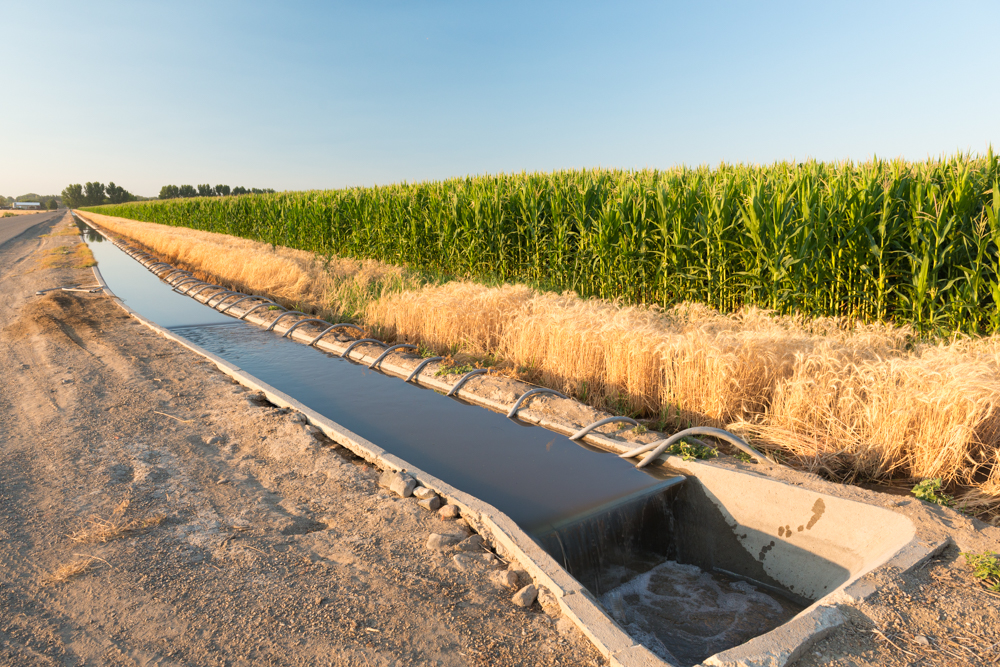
[[74, 218, 104, 242]]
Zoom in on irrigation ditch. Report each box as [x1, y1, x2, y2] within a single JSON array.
[[72, 211, 948, 667]]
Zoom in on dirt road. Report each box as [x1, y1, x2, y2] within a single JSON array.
[[0, 214, 600, 666], [0, 210, 63, 246]]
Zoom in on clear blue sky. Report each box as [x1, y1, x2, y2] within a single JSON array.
[[2, 0, 997, 198]]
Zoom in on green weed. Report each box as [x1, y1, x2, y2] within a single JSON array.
[[666, 440, 718, 461], [912, 478, 954, 507], [962, 551, 1000, 592]]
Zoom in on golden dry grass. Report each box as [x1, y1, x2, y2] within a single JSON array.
[[76, 211, 1000, 510], [79, 211, 418, 319], [68, 497, 165, 544], [41, 224, 84, 237], [2, 209, 46, 217], [40, 557, 103, 586], [37, 243, 95, 270]]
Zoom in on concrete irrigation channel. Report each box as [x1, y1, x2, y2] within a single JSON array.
[[64, 212, 990, 666]]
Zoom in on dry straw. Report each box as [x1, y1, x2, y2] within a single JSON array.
[[40, 556, 105, 586], [80, 211, 417, 321], [77, 212, 1000, 510], [68, 495, 165, 544]]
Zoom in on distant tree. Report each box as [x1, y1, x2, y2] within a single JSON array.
[[178, 185, 197, 198], [83, 182, 106, 206], [106, 182, 136, 204], [250, 188, 276, 194], [46, 198, 58, 210], [159, 185, 180, 199], [232, 186, 248, 195], [62, 184, 84, 208], [197, 184, 215, 197], [215, 184, 231, 196]]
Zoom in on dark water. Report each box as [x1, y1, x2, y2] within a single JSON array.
[[174, 322, 678, 533], [74, 218, 105, 244], [78, 218, 675, 532], [84, 227, 234, 329]]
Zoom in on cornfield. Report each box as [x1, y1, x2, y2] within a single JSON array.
[[86, 152, 999, 333]]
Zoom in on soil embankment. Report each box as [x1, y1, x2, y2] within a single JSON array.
[[1, 213, 999, 666]]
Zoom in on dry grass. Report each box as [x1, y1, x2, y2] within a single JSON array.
[[79, 211, 418, 320], [41, 225, 82, 237], [2, 209, 45, 217], [738, 338, 1000, 487], [68, 497, 165, 544], [43, 495, 162, 586], [37, 242, 95, 270], [39, 556, 104, 586], [76, 211, 1000, 510]]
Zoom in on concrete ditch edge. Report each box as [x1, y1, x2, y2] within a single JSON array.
[[78, 216, 942, 667], [86, 260, 660, 666], [73, 211, 664, 461]]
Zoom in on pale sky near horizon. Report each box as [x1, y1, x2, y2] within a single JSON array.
[[2, 1, 998, 198]]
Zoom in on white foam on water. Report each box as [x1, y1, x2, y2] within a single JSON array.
[[600, 560, 797, 666]]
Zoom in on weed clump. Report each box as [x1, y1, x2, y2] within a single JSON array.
[[666, 440, 718, 462], [963, 551, 1000, 592], [912, 478, 955, 507]]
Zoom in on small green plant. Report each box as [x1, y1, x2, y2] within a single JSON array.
[[912, 478, 954, 507], [434, 352, 497, 376], [962, 551, 1000, 592], [666, 439, 718, 461], [480, 353, 501, 368], [267, 305, 281, 311], [733, 451, 754, 464], [436, 363, 477, 376]]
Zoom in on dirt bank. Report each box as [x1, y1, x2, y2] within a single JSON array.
[[0, 213, 600, 666]]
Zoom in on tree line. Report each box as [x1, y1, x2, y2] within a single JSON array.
[[1, 194, 61, 209], [58, 181, 278, 209], [61, 182, 139, 208], [158, 184, 276, 199]]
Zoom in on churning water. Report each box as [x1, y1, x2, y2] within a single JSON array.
[[602, 560, 802, 666]]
